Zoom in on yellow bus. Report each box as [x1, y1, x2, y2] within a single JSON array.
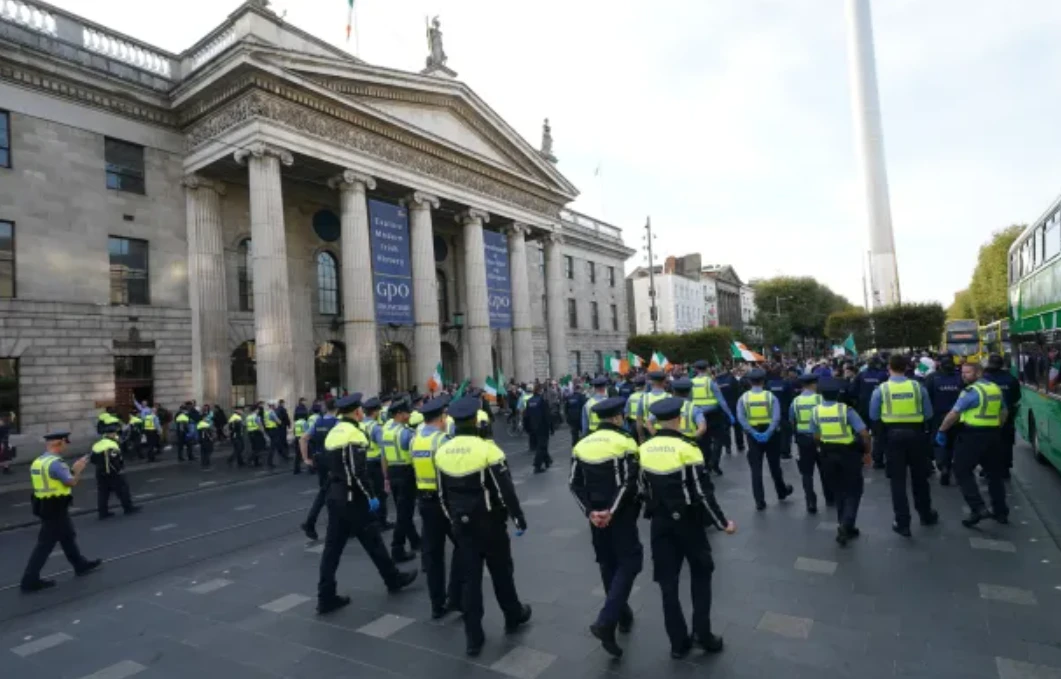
[[980, 319, 1010, 363], [943, 319, 982, 364]]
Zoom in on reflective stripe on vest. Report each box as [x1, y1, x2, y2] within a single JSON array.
[[363, 419, 382, 459], [434, 436, 504, 477], [383, 420, 412, 465], [816, 403, 855, 444], [744, 391, 774, 426], [690, 375, 719, 408], [143, 416, 156, 431], [573, 428, 633, 463], [625, 392, 644, 420], [793, 393, 821, 433], [679, 401, 698, 438], [293, 419, 307, 437], [412, 430, 446, 490], [585, 395, 605, 432], [960, 382, 1003, 428], [880, 380, 924, 424], [30, 454, 71, 499]]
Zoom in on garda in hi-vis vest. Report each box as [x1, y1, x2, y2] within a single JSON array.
[[30, 454, 72, 499], [960, 381, 1004, 427], [677, 401, 699, 438], [625, 392, 644, 421], [690, 375, 719, 408], [293, 418, 308, 438], [792, 393, 822, 434], [363, 419, 382, 460], [382, 420, 412, 465], [584, 394, 606, 432], [743, 391, 775, 427], [814, 403, 856, 445], [412, 429, 448, 491], [879, 380, 925, 424]]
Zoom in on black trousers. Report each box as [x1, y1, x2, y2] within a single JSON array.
[[176, 432, 195, 461], [778, 420, 794, 457], [820, 444, 863, 529], [199, 439, 213, 468], [794, 433, 833, 507], [249, 431, 267, 465], [317, 499, 400, 601], [305, 456, 329, 530], [931, 415, 956, 472], [703, 410, 727, 470], [746, 427, 787, 505], [144, 431, 161, 461], [883, 427, 934, 528], [730, 418, 745, 451], [590, 507, 643, 628], [367, 461, 389, 524], [569, 424, 581, 447], [21, 511, 89, 587], [533, 430, 551, 470], [97, 474, 133, 516], [389, 467, 420, 553], [871, 431, 885, 466], [418, 495, 462, 610], [954, 428, 1008, 517], [269, 429, 289, 460], [228, 435, 245, 467], [454, 513, 525, 646], [650, 510, 714, 650]]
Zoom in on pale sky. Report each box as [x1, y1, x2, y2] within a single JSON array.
[[48, 0, 1061, 307]]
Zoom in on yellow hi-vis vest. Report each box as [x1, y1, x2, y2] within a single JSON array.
[[324, 420, 369, 451], [879, 380, 925, 424], [264, 412, 278, 429], [690, 375, 719, 408], [196, 420, 211, 432], [814, 403, 855, 445], [409, 411, 424, 429], [129, 415, 143, 427], [293, 418, 308, 437], [573, 427, 636, 463], [382, 420, 412, 465], [643, 390, 669, 419], [960, 381, 1003, 427], [584, 394, 606, 432], [412, 429, 447, 491], [30, 454, 72, 499], [678, 401, 699, 438], [792, 393, 822, 434], [434, 436, 504, 477], [625, 392, 644, 421], [245, 413, 261, 432], [143, 414, 157, 431], [639, 434, 703, 474], [92, 437, 121, 474], [363, 419, 382, 460], [228, 413, 243, 427], [743, 391, 775, 427]]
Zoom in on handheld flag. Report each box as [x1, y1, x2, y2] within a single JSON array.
[[453, 378, 470, 399], [648, 351, 670, 371], [730, 342, 765, 362], [484, 376, 499, 402], [427, 362, 443, 393], [559, 374, 572, 387], [627, 351, 644, 369], [843, 333, 857, 356]]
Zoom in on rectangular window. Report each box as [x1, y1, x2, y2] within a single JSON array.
[[564, 255, 574, 280], [104, 137, 146, 195], [0, 220, 13, 298], [0, 358, 17, 433], [109, 236, 150, 305], [573, 350, 581, 376], [590, 301, 600, 330], [114, 355, 153, 380], [587, 261, 596, 284], [608, 266, 615, 287], [595, 350, 604, 374], [0, 110, 9, 168], [1046, 219, 1061, 262], [538, 247, 545, 277], [610, 304, 618, 331], [567, 298, 578, 329]]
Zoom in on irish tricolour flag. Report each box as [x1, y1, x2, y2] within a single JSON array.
[[731, 342, 765, 363], [648, 351, 670, 372], [427, 362, 443, 393], [484, 375, 499, 403]]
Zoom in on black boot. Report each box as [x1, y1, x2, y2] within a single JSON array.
[[590, 623, 623, 658], [387, 570, 418, 593], [504, 604, 532, 633], [317, 594, 351, 615]]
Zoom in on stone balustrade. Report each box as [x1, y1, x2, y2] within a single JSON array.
[[189, 26, 237, 73], [0, 0, 57, 36], [82, 26, 172, 77]]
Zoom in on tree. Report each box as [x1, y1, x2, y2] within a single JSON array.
[[752, 276, 852, 343], [627, 327, 734, 366], [967, 225, 1023, 322], [947, 289, 975, 321], [871, 303, 946, 350], [825, 309, 872, 349]]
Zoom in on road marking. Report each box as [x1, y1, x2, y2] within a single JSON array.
[[146, 478, 163, 484], [49, 548, 62, 559], [794, 557, 838, 575], [234, 504, 256, 512], [151, 523, 177, 532], [11, 632, 73, 657], [357, 614, 415, 639], [77, 660, 147, 679], [133, 494, 155, 500], [490, 646, 557, 679], [188, 578, 232, 594], [199, 481, 217, 488], [305, 544, 324, 554], [969, 538, 1016, 553], [300, 488, 318, 495], [996, 657, 1061, 679], [522, 498, 548, 507], [260, 593, 311, 613], [11, 501, 30, 508], [979, 583, 1038, 606]]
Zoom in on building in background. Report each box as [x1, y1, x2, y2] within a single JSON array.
[[739, 284, 760, 340], [700, 264, 744, 331], [628, 255, 750, 336]]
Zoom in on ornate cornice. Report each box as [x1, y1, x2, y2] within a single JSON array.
[[457, 208, 490, 225], [328, 169, 376, 192], [233, 142, 293, 166], [181, 174, 227, 195]]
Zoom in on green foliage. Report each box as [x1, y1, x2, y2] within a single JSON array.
[[947, 288, 976, 321], [870, 303, 946, 350], [627, 327, 734, 365], [967, 225, 1023, 322], [755, 314, 793, 352], [825, 309, 872, 349], [752, 276, 852, 340]]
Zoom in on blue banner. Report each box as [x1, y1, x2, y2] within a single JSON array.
[[368, 199, 413, 325], [483, 229, 512, 329]]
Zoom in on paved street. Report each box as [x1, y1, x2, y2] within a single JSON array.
[[2, 428, 1061, 679]]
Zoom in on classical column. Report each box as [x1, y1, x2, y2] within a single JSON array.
[[234, 143, 296, 405], [183, 175, 230, 406], [406, 191, 442, 391], [543, 232, 569, 378], [329, 170, 380, 395], [458, 208, 492, 386], [505, 223, 534, 383]]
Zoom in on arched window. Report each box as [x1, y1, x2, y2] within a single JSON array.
[[317, 251, 339, 315], [231, 340, 256, 406], [379, 342, 410, 394], [237, 239, 253, 312], [315, 341, 346, 398], [436, 269, 449, 323]]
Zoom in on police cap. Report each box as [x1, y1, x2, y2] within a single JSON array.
[[362, 397, 381, 411], [671, 377, 693, 392], [419, 397, 447, 420], [747, 368, 767, 382], [818, 379, 843, 398], [43, 431, 71, 442], [388, 399, 411, 415], [633, 375, 646, 385], [591, 376, 609, 388], [591, 396, 626, 419], [648, 397, 684, 421], [311, 403, 321, 414], [647, 370, 666, 381], [799, 373, 819, 384], [335, 393, 362, 413], [692, 359, 709, 370], [447, 397, 481, 422]]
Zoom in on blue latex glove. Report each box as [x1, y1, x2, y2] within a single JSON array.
[[368, 497, 380, 512], [934, 431, 947, 447], [755, 432, 768, 444], [515, 528, 525, 537]]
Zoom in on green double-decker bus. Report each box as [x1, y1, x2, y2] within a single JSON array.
[[1008, 200, 1061, 470]]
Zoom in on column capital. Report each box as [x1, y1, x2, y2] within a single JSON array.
[[181, 174, 226, 196], [502, 222, 532, 238], [456, 208, 490, 226], [403, 191, 440, 210], [328, 169, 376, 192], [234, 142, 294, 167], [542, 230, 564, 245]]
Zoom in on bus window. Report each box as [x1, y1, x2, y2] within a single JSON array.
[[1045, 219, 1060, 262], [1047, 342, 1060, 395], [1018, 342, 1039, 387]]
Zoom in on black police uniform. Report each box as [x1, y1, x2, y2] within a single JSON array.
[[569, 397, 642, 657], [924, 360, 962, 482], [639, 398, 729, 658], [767, 371, 794, 458], [984, 360, 1020, 479], [853, 363, 888, 467], [792, 374, 834, 512], [713, 370, 743, 453], [523, 392, 553, 472], [872, 378, 937, 535], [565, 389, 588, 446], [91, 426, 139, 518], [226, 410, 246, 467], [301, 410, 338, 540]]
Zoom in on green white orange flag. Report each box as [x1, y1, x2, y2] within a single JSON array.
[[730, 342, 765, 362], [484, 376, 499, 402], [345, 0, 355, 41], [648, 351, 670, 371], [427, 362, 443, 393], [605, 355, 629, 374], [627, 351, 644, 369]]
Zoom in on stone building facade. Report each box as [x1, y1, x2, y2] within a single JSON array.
[[0, 0, 633, 444]]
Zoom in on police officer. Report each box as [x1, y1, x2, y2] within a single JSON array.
[[196, 417, 214, 470], [300, 398, 339, 541], [640, 397, 735, 659], [651, 378, 706, 441], [434, 397, 531, 657], [291, 408, 308, 474], [226, 406, 246, 468], [362, 397, 392, 529], [247, 404, 267, 466], [96, 407, 120, 435], [91, 423, 141, 519], [142, 404, 162, 462], [789, 373, 833, 513], [690, 360, 735, 476], [581, 376, 610, 437], [810, 380, 872, 546], [983, 353, 1020, 481], [569, 396, 642, 658], [641, 371, 671, 437], [317, 393, 417, 614], [766, 367, 795, 458], [869, 355, 939, 537], [174, 405, 196, 462], [122, 411, 143, 461], [936, 361, 1009, 527], [411, 397, 463, 619], [524, 383, 553, 473], [616, 375, 635, 400], [713, 364, 744, 454], [382, 399, 421, 563], [264, 401, 288, 465], [565, 383, 588, 446], [737, 369, 793, 510], [924, 353, 962, 485], [852, 356, 888, 468], [20, 432, 102, 592], [623, 376, 648, 444]]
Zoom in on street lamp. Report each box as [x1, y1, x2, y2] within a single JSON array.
[[774, 296, 792, 317]]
